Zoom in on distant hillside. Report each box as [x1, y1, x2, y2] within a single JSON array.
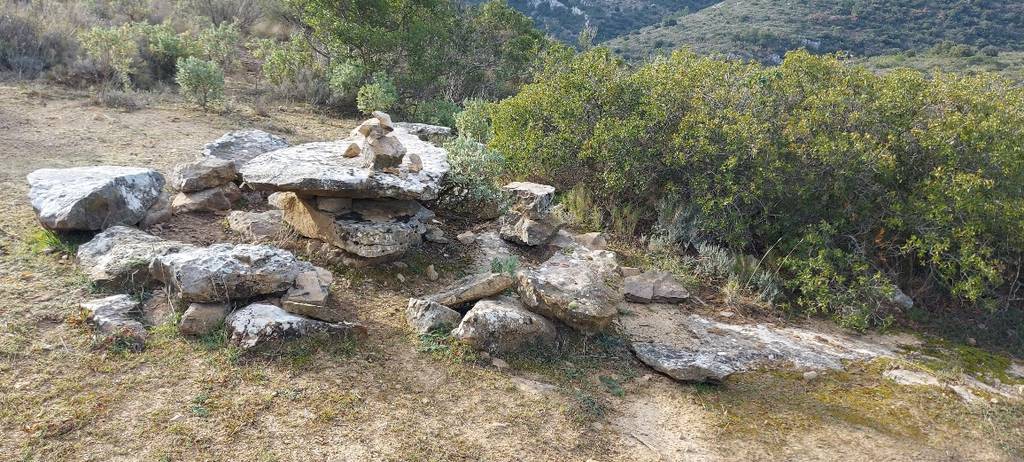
[[605, 0, 1024, 62], [475, 0, 718, 43]]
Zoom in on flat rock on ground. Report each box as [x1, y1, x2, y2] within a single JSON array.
[[172, 157, 236, 192], [226, 303, 366, 349], [406, 298, 462, 334], [27, 166, 165, 230], [281, 267, 338, 321], [171, 183, 241, 214], [227, 210, 286, 241], [516, 247, 621, 333], [623, 271, 690, 304], [77, 226, 195, 290], [451, 296, 557, 355], [81, 294, 147, 350], [620, 303, 892, 383], [150, 243, 316, 303], [426, 272, 514, 308], [239, 125, 449, 200], [179, 302, 230, 336], [201, 129, 289, 169]]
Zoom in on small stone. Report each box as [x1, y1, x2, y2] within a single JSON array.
[[426, 264, 439, 281], [179, 303, 229, 336], [81, 295, 147, 350], [226, 303, 366, 349], [427, 272, 514, 308], [397, 273, 406, 283], [457, 231, 477, 245], [623, 271, 690, 304], [802, 371, 819, 381], [574, 232, 608, 250], [425, 226, 447, 243], [491, 358, 509, 369], [171, 183, 241, 214], [372, 111, 394, 130], [139, 192, 172, 228], [171, 157, 237, 192], [619, 266, 642, 278], [451, 297, 558, 355], [343, 141, 361, 158], [281, 267, 338, 321], [227, 210, 285, 240], [967, 337, 978, 346], [406, 298, 461, 334], [719, 311, 735, 318], [393, 262, 408, 270]]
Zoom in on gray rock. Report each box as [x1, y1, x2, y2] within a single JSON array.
[[456, 231, 477, 245], [426, 264, 439, 281], [317, 197, 352, 214], [367, 134, 407, 170], [172, 157, 237, 192], [226, 303, 366, 349], [498, 182, 562, 246], [77, 226, 195, 290], [179, 302, 229, 335], [883, 369, 941, 387], [394, 122, 453, 143], [281, 267, 340, 321], [503, 182, 556, 217], [267, 192, 288, 209], [500, 214, 562, 247], [81, 294, 147, 350], [623, 271, 690, 304], [424, 225, 447, 244], [239, 125, 449, 200], [427, 272, 514, 307], [27, 166, 165, 231], [406, 298, 461, 334], [574, 232, 608, 250], [891, 287, 914, 310], [516, 248, 620, 333], [139, 192, 172, 228], [621, 304, 892, 383], [171, 183, 241, 214], [201, 129, 289, 170], [227, 210, 285, 241], [150, 243, 315, 303], [452, 297, 557, 355]]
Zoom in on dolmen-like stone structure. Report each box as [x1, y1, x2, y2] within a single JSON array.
[[240, 111, 449, 264]]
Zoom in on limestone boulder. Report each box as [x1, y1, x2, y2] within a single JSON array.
[[500, 214, 562, 246], [394, 122, 453, 144], [503, 182, 556, 217], [179, 302, 230, 336], [621, 303, 892, 383], [426, 272, 514, 308], [150, 243, 315, 303], [172, 157, 237, 192], [201, 129, 289, 169], [171, 183, 241, 214], [139, 192, 172, 228], [27, 166, 165, 231], [226, 303, 366, 349], [498, 182, 561, 246], [281, 267, 341, 322], [81, 295, 147, 350], [239, 125, 449, 200], [452, 297, 558, 355], [516, 248, 620, 333], [77, 226, 195, 290], [227, 210, 286, 241], [406, 298, 462, 334], [623, 271, 690, 304]]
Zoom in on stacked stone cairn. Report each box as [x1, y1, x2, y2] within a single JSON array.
[[240, 111, 449, 265]]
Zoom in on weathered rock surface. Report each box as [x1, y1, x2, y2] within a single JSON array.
[[623, 271, 690, 304], [81, 294, 147, 350], [516, 248, 620, 332], [621, 303, 892, 383], [281, 267, 339, 321], [226, 303, 365, 349], [27, 166, 165, 230], [427, 272, 514, 308], [201, 129, 289, 169], [394, 122, 453, 143], [227, 210, 286, 240], [172, 158, 237, 192], [171, 183, 241, 214], [139, 192, 172, 228], [406, 298, 462, 334], [574, 232, 608, 250], [77, 226, 195, 290], [317, 197, 352, 214], [150, 244, 315, 303], [239, 126, 449, 200], [452, 297, 557, 355], [499, 182, 561, 246], [179, 302, 230, 335]]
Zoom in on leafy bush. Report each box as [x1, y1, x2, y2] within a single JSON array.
[[0, 11, 78, 78], [247, 36, 313, 88], [178, 0, 263, 30], [80, 24, 139, 89], [194, 21, 240, 70], [409, 99, 459, 127], [454, 98, 493, 142], [175, 56, 223, 110], [489, 48, 1024, 328], [356, 74, 398, 114], [438, 135, 507, 220]]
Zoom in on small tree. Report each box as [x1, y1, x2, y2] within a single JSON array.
[[356, 73, 398, 114], [175, 57, 224, 111]]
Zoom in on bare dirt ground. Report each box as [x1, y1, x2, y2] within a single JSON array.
[[1, 83, 1022, 461]]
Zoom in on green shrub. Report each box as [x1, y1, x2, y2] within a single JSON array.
[[247, 36, 314, 88], [175, 56, 224, 110], [80, 24, 140, 89], [410, 99, 460, 127], [327, 58, 365, 103], [489, 48, 1024, 327], [356, 73, 398, 114], [454, 98, 493, 142], [195, 21, 240, 70], [438, 135, 507, 220]]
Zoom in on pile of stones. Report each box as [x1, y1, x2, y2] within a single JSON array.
[[240, 112, 450, 264]]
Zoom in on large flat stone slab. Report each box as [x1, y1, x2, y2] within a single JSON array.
[[452, 297, 557, 355], [226, 303, 366, 349], [27, 166, 165, 231], [77, 226, 195, 290], [239, 126, 449, 200], [621, 304, 893, 383], [516, 248, 621, 333], [201, 129, 289, 169]]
